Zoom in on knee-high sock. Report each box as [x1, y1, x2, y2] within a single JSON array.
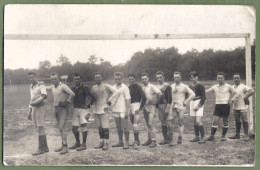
[[194, 125, 199, 137], [222, 127, 228, 137], [103, 128, 109, 139], [72, 126, 80, 143], [211, 127, 217, 136], [82, 131, 88, 144], [198, 125, 205, 138]]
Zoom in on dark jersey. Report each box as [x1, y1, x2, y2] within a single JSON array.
[[157, 83, 172, 104], [128, 83, 146, 109], [189, 83, 206, 106], [72, 84, 95, 109]]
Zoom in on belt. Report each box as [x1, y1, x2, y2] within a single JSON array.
[[193, 97, 201, 101]]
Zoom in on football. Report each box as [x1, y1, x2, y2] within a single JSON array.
[[30, 94, 45, 106]]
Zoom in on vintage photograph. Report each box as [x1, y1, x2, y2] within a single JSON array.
[[3, 5, 255, 166]]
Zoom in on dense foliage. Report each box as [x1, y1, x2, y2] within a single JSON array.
[[4, 45, 255, 85]]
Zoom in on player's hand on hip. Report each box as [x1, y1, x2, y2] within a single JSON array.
[[183, 101, 187, 107], [194, 106, 199, 112], [244, 98, 250, 105], [59, 101, 68, 107]]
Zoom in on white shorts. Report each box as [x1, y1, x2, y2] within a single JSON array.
[[190, 100, 204, 117], [112, 112, 125, 118], [129, 103, 141, 115]]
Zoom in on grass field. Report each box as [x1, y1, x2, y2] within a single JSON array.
[[3, 80, 255, 166]]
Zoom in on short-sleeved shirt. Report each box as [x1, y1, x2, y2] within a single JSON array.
[[156, 82, 172, 104], [109, 83, 131, 113], [72, 84, 94, 109], [206, 83, 234, 104], [233, 83, 253, 110], [171, 83, 194, 110], [142, 83, 161, 105], [47, 82, 75, 106], [30, 81, 47, 105], [91, 83, 115, 114]]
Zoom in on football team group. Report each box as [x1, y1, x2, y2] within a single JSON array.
[[27, 70, 254, 156]]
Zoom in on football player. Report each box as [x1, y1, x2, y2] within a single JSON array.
[[107, 72, 131, 149], [155, 71, 173, 146], [205, 72, 235, 141], [229, 73, 254, 141], [128, 73, 146, 149], [46, 72, 75, 154], [171, 72, 195, 144], [141, 72, 162, 148], [189, 71, 206, 144], [69, 73, 95, 151], [91, 72, 116, 150], [28, 71, 49, 156]]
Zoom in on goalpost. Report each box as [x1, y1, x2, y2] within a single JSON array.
[[4, 33, 254, 135]]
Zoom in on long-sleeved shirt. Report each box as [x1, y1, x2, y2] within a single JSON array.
[[206, 83, 234, 104], [72, 84, 95, 109], [156, 82, 172, 104], [142, 83, 161, 105], [171, 82, 195, 110], [46, 82, 75, 106], [189, 83, 206, 106], [91, 83, 115, 114], [29, 81, 47, 108], [108, 83, 131, 113], [128, 83, 146, 109]]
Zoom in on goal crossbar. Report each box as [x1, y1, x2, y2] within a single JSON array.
[[4, 33, 250, 40]]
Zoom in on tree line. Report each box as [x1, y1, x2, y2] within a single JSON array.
[[4, 45, 255, 85]]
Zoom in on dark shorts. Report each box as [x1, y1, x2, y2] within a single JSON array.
[[213, 104, 230, 117]]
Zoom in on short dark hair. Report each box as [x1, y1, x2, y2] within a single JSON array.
[[28, 71, 36, 76], [217, 72, 225, 77], [233, 72, 241, 77], [74, 73, 81, 78], [156, 71, 164, 77], [128, 73, 136, 78], [94, 72, 102, 77], [141, 72, 149, 78], [174, 71, 181, 76], [114, 72, 123, 78], [190, 71, 199, 77]]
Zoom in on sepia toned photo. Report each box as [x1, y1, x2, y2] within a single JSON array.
[[3, 4, 255, 166]]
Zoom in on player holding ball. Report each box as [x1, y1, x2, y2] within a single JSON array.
[[28, 71, 49, 156]]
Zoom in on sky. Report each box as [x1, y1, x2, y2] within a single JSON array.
[[4, 5, 255, 69]]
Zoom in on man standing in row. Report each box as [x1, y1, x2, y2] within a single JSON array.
[[47, 73, 75, 154], [155, 71, 173, 146], [189, 71, 206, 144], [206, 72, 235, 141], [141, 72, 162, 148], [229, 73, 254, 141], [108, 72, 131, 149], [91, 72, 116, 150], [69, 73, 95, 151], [128, 74, 146, 149], [28, 71, 49, 156], [171, 72, 195, 144]]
